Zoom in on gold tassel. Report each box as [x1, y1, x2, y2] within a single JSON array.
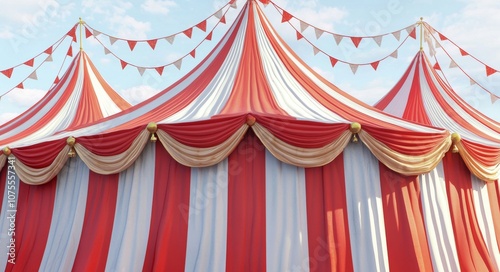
[[68, 148, 76, 158], [352, 134, 358, 143], [150, 133, 157, 142], [452, 144, 459, 153]]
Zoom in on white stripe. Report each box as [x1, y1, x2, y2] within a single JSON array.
[[343, 142, 388, 272], [472, 175, 500, 270], [39, 157, 89, 271], [86, 58, 123, 117], [105, 142, 156, 271], [379, 61, 417, 117], [0, 164, 19, 269], [184, 159, 228, 272], [419, 162, 460, 272], [265, 150, 310, 272]]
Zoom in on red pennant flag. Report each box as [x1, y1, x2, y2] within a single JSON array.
[[16, 82, 24, 89], [296, 31, 303, 40], [409, 28, 416, 39], [205, 31, 213, 41], [196, 20, 207, 32], [147, 39, 157, 49], [1, 68, 13, 78], [44, 46, 53, 54], [183, 28, 193, 38], [486, 65, 497, 76], [155, 66, 164, 76], [190, 49, 196, 58], [220, 15, 226, 24], [68, 26, 77, 42], [282, 11, 293, 23], [438, 33, 447, 41], [54, 76, 60, 84], [24, 58, 34, 67], [459, 48, 469, 56], [350, 37, 362, 48], [329, 57, 338, 68], [67, 47, 73, 57], [127, 40, 137, 51], [85, 27, 93, 38], [371, 61, 380, 70], [259, 0, 270, 3], [120, 60, 127, 69], [433, 62, 441, 70]]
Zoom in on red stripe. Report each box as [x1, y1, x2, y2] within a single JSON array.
[[305, 154, 353, 272], [0, 167, 6, 213], [486, 181, 500, 252], [226, 131, 267, 271], [72, 172, 119, 271], [142, 142, 191, 271], [379, 162, 433, 272], [5, 178, 57, 271], [442, 153, 496, 271], [401, 56, 432, 126]]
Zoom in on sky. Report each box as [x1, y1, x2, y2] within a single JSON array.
[[0, 0, 498, 124]]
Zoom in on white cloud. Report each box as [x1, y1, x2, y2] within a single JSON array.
[[141, 0, 176, 15], [0, 112, 20, 125], [4, 88, 47, 108], [120, 85, 161, 104], [0, 29, 14, 39]]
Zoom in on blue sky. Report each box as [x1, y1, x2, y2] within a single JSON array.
[[0, 0, 498, 124]]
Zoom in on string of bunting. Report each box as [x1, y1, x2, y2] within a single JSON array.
[[271, 4, 416, 73], [268, 0, 416, 48], [84, 0, 237, 52], [0, 36, 75, 99], [84, 4, 234, 76], [424, 24, 500, 104]]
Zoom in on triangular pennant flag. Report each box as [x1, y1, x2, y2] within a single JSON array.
[[230, 1, 237, 8], [173, 59, 183, 70], [54, 76, 60, 84], [433, 62, 441, 70], [490, 93, 499, 104], [196, 20, 207, 32], [155, 66, 164, 76], [329, 57, 338, 67], [147, 39, 157, 49], [459, 48, 469, 56], [282, 11, 293, 23], [449, 60, 458, 68], [137, 67, 146, 76], [435, 41, 441, 48], [406, 26, 414, 34], [315, 28, 324, 39], [205, 31, 213, 41], [67, 47, 73, 57], [333, 34, 343, 45], [44, 46, 53, 54], [1, 68, 13, 78], [371, 61, 380, 70], [16, 82, 24, 89], [109, 36, 118, 45], [372, 36, 383, 46], [120, 60, 127, 69], [350, 37, 362, 48], [261, 0, 269, 6], [312, 46, 320, 56], [93, 29, 101, 36], [24, 58, 34, 67], [46, 54, 53, 62], [28, 71, 37, 80], [165, 35, 175, 44], [390, 50, 398, 59], [104, 47, 111, 55], [68, 26, 77, 42], [85, 27, 93, 38], [486, 65, 497, 76], [183, 28, 193, 38], [127, 40, 137, 51], [220, 15, 226, 24], [296, 31, 304, 40], [300, 21, 309, 32], [470, 78, 476, 85], [350, 64, 359, 74], [214, 10, 223, 19], [190, 49, 196, 58], [438, 33, 447, 41], [392, 30, 401, 41], [409, 28, 416, 39]]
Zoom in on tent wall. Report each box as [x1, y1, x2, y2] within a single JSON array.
[[0, 134, 499, 271]]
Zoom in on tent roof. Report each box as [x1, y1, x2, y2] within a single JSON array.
[[6, 1, 454, 184], [375, 50, 500, 181], [0, 51, 131, 148]]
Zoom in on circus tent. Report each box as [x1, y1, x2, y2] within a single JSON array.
[[1, 0, 498, 271]]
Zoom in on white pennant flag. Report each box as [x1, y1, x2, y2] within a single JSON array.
[[392, 30, 401, 41], [491, 93, 499, 104], [449, 60, 458, 68], [350, 64, 359, 74], [93, 30, 101, 36], [390, 50, 398, 59], [300, 21, 309, 32], [470, 78, 476, 85], [424, 28, 436, 57], [109, 36, 118, 45], [28, 71, 38, 80], [173, 59, 183, 70], [333, 34, 343, 45], [46, 54, 53, 62], [406, 25, 414, 34], [435, 42, 441, 48], [312, 46, 320, 56], [315, 28, 324, 39], [137, 67, 146, 76], [372, 36, 383, 46], [214, 10, 223, 19], [104, 47, 111, 55], [230, 2, 237, 8], [165, 35, 175, 44]]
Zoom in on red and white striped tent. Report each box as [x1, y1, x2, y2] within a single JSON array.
[[3, 1, 494, 271], [375, 50, 500, 271]]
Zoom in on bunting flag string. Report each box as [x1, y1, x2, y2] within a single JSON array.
[[0, 23, 78, 79], [83, 0, 234, 52]]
